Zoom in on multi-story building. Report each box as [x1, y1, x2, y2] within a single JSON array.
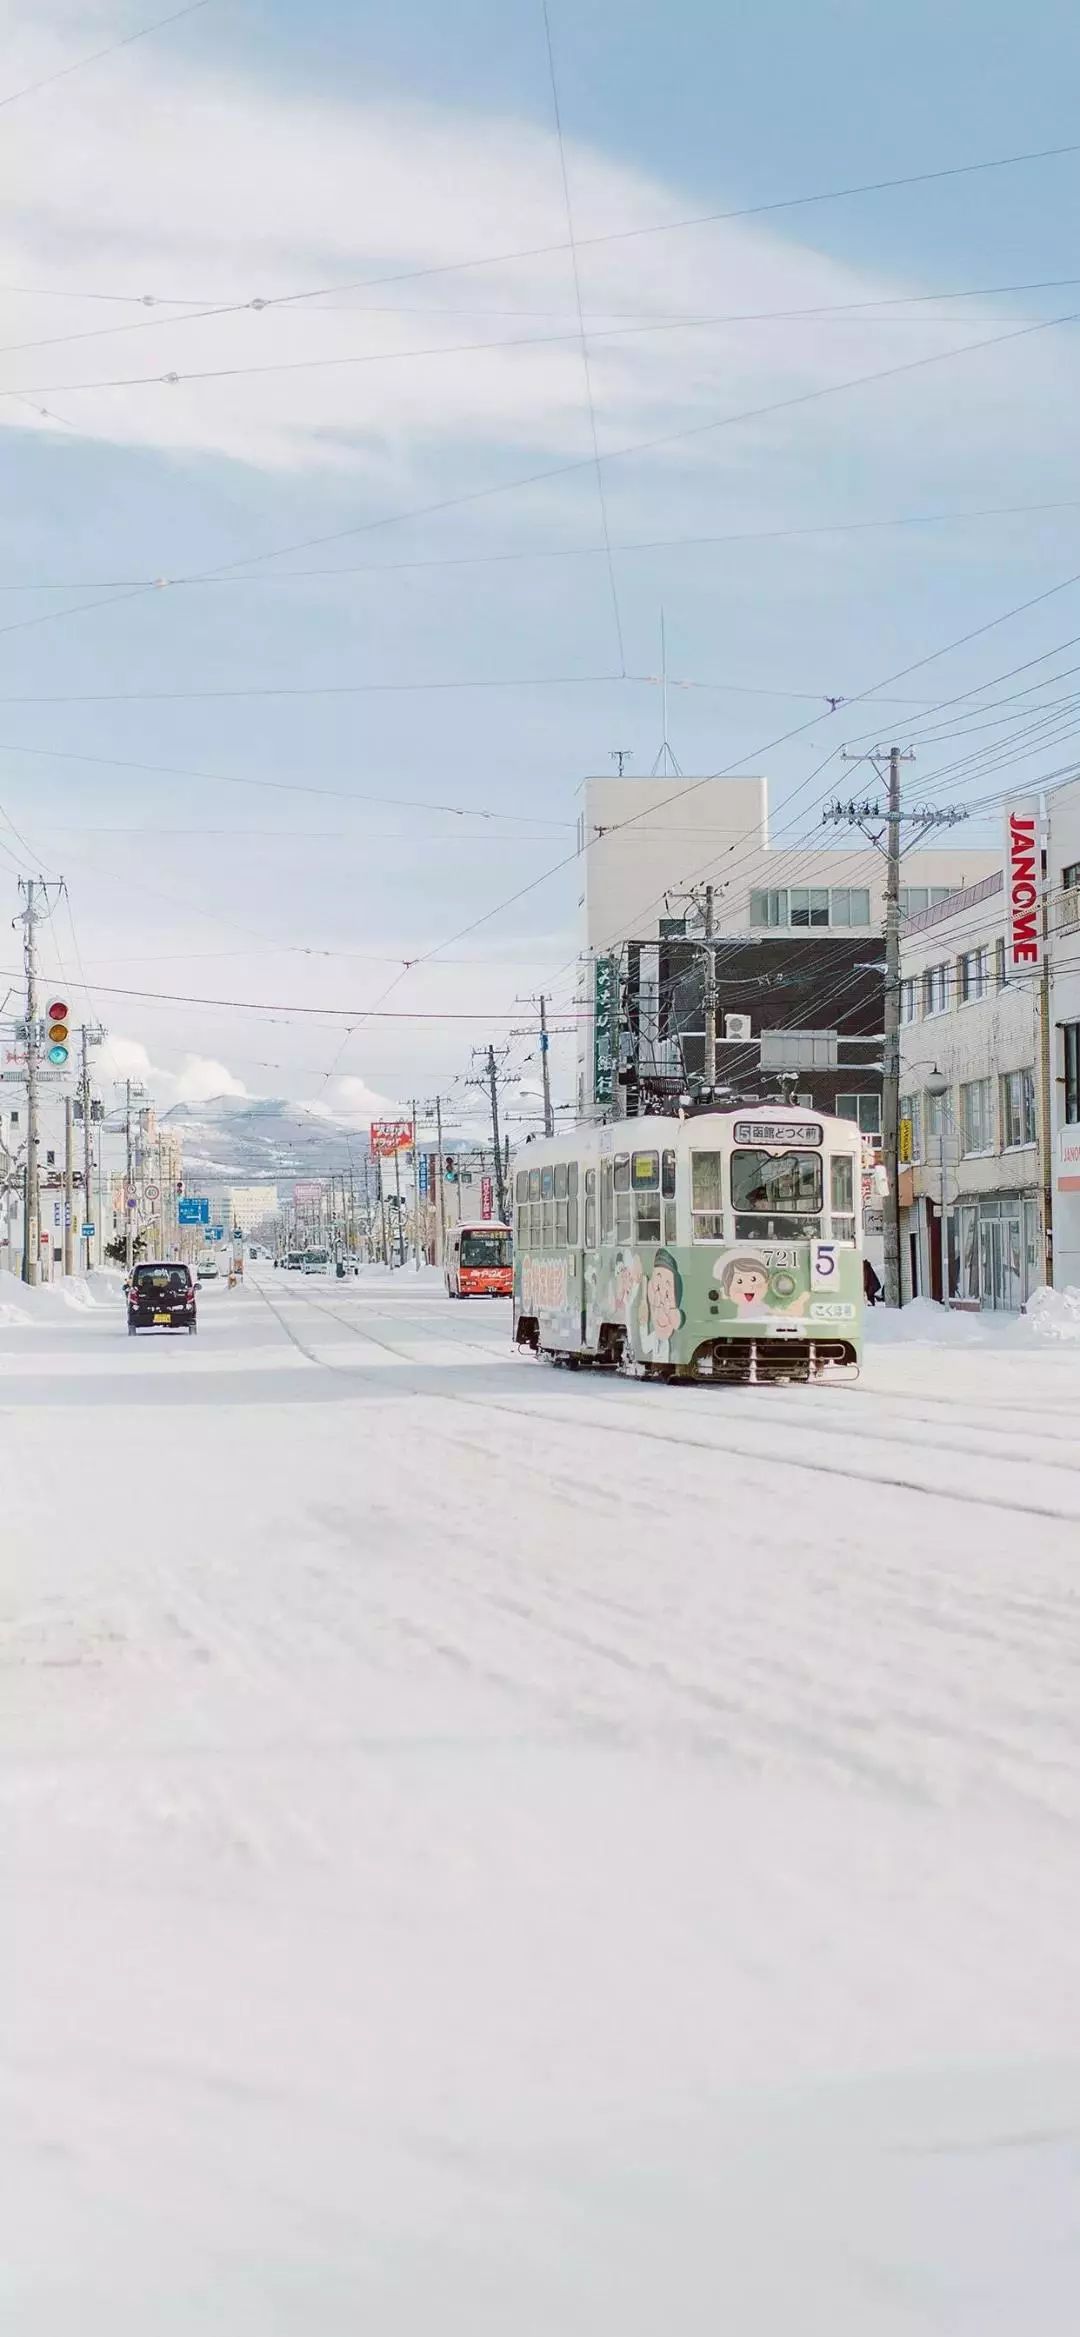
[[576, 773, 998, 1113], [227, 1185, 280, 1236], [898, 876, 1043, 1309]]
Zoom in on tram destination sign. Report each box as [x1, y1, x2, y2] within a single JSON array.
[[733, 1118, 822, 1146]]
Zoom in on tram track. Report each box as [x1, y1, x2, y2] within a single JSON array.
[[251, 1280, 1080, 1529]]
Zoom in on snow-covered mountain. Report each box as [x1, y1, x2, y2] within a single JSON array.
[[160, 1094, 372, 1184]]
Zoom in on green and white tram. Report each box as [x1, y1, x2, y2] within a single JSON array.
[[511, 1106, 864, 1383]]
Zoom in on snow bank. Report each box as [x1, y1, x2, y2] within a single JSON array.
[[867, 1287, 1080, 1347], [1023, 1283, 1080, 1343], [0, 1268, 121, 1324]]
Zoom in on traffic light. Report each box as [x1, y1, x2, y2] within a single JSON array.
[[444, 1154, 456, 1181], [46, 998, 69, 1067], [176, 1179, 184, 1197]]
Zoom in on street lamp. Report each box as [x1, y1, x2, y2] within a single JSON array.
[[925, 1065, 950, 1301]]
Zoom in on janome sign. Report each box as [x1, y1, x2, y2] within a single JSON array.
[[1005, 800, 1041, 972]]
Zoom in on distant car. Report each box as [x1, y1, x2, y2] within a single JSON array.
[[285, 1251, 305, 1271], [197, 1258, 220, 1283], [128, 1262, 197, 1336]]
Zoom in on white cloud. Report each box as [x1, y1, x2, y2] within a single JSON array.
[[96, 1032, 247, 1107], [3, 4, 1072, 484]]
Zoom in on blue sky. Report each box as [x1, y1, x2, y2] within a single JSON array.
[[2, 0, 1080, 1115]]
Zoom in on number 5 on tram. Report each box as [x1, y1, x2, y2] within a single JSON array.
[[510, 1107, 864, 1382]]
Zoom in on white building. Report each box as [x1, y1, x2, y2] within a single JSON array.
[[898, 876, 1043, 1309], [227, 1185, 280, 1235], [1046, 781, 1080, 1289], [577, 774, 1000, 1113]]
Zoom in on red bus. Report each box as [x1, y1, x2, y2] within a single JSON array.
[[445, 1222, 512, 1298]]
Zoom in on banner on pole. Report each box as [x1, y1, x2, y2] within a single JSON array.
[[370, 1118, 414, 1159], [593, 956, 618, 1106], [1005, 799, 1041, 972], [480, 1176, 494, 1220]]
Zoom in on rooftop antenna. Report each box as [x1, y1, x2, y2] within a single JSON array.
[[651, 607, 682, 777], [609, 749, 632, 775]]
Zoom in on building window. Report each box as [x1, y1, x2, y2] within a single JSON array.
[[1064, 862, 1080, 890], [925, 1085, 949, 1141], [899, 1093, 923, 1162], [899, 977, 917, 1023], [959, 946, 989, 1004], [750, 889, 788, 927], [1065, 1025, 1080, 1125], [923, 963, 949, 1016], [960, 1076, 994, 1155], [835, 1093, 881, 1137], [829, 887, 871, 926], [1000, 1067, 1037, 1148], [899, 885, 961, 919], [789, 887, 830, 928], [749, 885, 871, 929]]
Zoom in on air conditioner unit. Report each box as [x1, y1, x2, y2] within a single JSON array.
[[724, 1013, 752, 1041]]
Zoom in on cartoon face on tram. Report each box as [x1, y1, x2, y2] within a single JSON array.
[[511, 1108, 864, 1382]]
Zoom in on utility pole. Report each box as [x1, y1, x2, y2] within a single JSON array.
[[485, 1045, 508, 1224], [410, 1099, 421, 1270], [15, 880, 67, 1284], [78, 1028, 94, 1271], [434, 1094, 447, 1265], [827, 752, 966, 1308], [124, 1078, 135, 1273], [63, 1095, 74, 1275], [537, 995, 554, 1138]]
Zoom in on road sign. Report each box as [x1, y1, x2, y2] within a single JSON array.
[[1, 1065, 67, 1084], [145, 1182, 160, 1206], [211, 1226, 224, 1241], [81, 1223, 95, 1240], [178, 1196, 210, 1226]]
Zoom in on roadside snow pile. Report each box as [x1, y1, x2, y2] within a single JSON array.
[[0, 1269, 120, 1325], [865, 1298, 1004, 1346], [1022, 1284, 1080, 1343]]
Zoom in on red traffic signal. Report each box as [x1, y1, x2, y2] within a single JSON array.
[[47, 1000, 68, 1022]]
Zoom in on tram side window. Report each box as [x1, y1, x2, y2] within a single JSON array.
[[567, 1163, 579, 1245], [636, 1192, 661, 1242], [528, 1169, 541, 1201], [555, 1163, 569, 1243], [541, 1167, 554, 1200], [661, 1149, 676, 1197], [516, 1203, 528, 1245], [830, 1155, 856, 1243], [584, 1166, 597, 1248], [601, 1158, 614, 1241], [530, 1199, 542, 1246], [516, 1171, 528, 1203], [542, 1198, 555, 1246], [691, 1150, 725, 1241]]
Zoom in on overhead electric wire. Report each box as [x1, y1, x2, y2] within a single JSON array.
[[0, 737, 573, 824], [0, 0, 214, 112], [539, 0, 625, 673], [3, 490, 1080, 596]]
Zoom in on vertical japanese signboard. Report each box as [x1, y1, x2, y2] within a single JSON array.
[[593, 955, 617, 1107], [480, 1175, 493, 1220], [1005, 800, 1041, 972]]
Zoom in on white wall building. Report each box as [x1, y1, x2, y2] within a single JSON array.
[[577, 774, 1000, 1112], [898, 876, 1043, 1309]]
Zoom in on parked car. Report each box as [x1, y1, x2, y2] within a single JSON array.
[[127, 1262, 197, 1336]]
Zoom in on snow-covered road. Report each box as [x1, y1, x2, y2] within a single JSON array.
[[4, 1268, 1080, 2332]]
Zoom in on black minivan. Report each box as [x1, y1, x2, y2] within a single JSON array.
[[127, 1262, 197, 1335]]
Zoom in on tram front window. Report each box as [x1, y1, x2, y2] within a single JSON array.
[[731, 1148, 822, 1239], [691, 1150, 725, 1241]]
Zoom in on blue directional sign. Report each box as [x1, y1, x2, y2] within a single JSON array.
[[211, 1226, 224, 1241], [178, 1196, 210, 1226]]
